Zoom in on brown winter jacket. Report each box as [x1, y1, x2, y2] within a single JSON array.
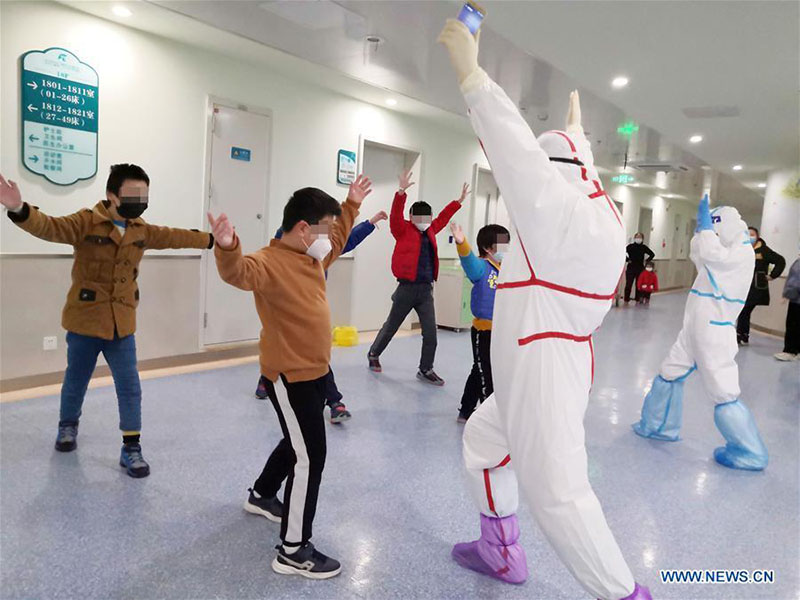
[[214, 198, 358, 383], [7, 201, 213, 340]]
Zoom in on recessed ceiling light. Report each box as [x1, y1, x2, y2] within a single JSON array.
[[701, 165, 711, 171], [112, 5, 132, 17], [689, 135, 703, 144], [385, 98, 397, 107], [631, 183, 640, 187], [612, 76, 629, 89], [732, 164, 743, 171], [757, 183, 767, 188]]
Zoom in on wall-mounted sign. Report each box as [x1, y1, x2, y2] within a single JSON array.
[[612, 174, 635, 184], [337, 149, 356, 185], [21, 48, 99, 186], [231, 146, 251, 162]]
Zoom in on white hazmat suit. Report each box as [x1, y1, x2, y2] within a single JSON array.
[[439, 19, 650, 600], [633, 197, 769, 471]]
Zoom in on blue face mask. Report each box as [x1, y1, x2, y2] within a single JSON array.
[[493, 251, 505, 263]]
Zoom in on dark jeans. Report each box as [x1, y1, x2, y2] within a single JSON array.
[[638, 291, 652, 302], [253, 373, 328, 547], [460, 327, 493, 417], [369, 282, 437, 372], [785, 302, 800, 354], [624, 265, 644, 302], [60, 331, 142, 432], [737, 303, 757, 341], [324, 369, 343, 405]]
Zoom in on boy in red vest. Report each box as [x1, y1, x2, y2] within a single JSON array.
[[367, 170, 465, 385], [636, 261, 659, 305]]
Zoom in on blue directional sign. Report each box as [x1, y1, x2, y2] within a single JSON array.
[[21, 48, 98, 186]]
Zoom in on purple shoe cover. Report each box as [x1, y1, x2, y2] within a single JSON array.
[[451, 513, 528, 584]]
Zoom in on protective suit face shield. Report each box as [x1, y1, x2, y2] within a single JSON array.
[[536, 130, 596, 197], [709, 206, 748, 248]]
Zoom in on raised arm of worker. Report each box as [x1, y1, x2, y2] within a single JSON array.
[[438, 20, 585, 255]]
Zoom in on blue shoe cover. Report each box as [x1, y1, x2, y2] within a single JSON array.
[[632, 375, 683, 441], [713, 400, 769, 471]]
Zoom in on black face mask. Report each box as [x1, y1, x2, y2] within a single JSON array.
[[117, 197, 148, 219]]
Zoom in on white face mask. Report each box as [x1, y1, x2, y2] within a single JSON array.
[[493, 251, 505, 263], [646, 267, 653, 272], [305, 236, 332, 262], [414, 222, 429, 232], [634, 238, 643, 244]]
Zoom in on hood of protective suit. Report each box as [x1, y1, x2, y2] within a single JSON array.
[[537, 130, 600, 197], [710, 206, 748, 248]]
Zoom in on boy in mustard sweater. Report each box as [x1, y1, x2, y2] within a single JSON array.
[[208, 175, 372, 579]]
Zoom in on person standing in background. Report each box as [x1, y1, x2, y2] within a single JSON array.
[[450, 221, 509, 423], [774, 253, 800, 361], [367, 170, 465, 385], [636, 261, 659, 305], [737, 227, 785, 345], [624, 233, 655, 304]]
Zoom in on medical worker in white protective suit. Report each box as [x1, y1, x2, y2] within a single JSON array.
[[439, 20, 651, 600], [633, 194, 768, 471]]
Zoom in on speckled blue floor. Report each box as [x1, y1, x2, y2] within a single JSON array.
[[1, 291, 798, 599]]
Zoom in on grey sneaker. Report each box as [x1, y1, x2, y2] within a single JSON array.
[[55, 422, 79, 452], [774, 352, 799, 362], [119, 443, 150, 478], [417, 369, 445, 386], [272, 542, 341, 579], [329, 402, 352, 424]]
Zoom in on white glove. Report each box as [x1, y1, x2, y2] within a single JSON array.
[[437, 19, 481, 86], [566, 90, 583, 135]]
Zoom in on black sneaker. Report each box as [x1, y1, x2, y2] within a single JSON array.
[[244, 488, 283, 523], [272, 542, 341, 579], [457, 410, 470, 424], [119, 443, 150, 478], [255, 375, 269, 400], [55, 421, 79, 452], [329, 402, 351, 424], [417, 369, 445, 386], [738, 336, 749, 346], [368, 353, 382, 373]]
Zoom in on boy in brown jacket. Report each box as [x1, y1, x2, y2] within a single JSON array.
[[208, 175, 371, 579], [0, 165, 213, 478]]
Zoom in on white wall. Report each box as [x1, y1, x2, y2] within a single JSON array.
[[0, 1, 486, 379]]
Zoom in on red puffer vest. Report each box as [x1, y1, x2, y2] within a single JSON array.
[[389, 191, 461, 282]]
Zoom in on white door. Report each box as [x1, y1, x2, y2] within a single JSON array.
[[351, 142, 420, 331], [472, 168, 509, 238], [203, 104, 270, 345], [638, 206, 653, 245]]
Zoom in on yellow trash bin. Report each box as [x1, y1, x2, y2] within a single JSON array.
[[332, 326, 359, 347]]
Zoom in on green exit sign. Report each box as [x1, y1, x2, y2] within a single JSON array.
[[617, 121, 639, 137], [612, 174, 635, 184]]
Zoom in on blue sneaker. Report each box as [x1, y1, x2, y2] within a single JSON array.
[[120, 443, 150, 478]]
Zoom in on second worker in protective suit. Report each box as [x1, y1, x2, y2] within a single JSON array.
[[438, 19, 651, 600], [633, 195, 768, 471]]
